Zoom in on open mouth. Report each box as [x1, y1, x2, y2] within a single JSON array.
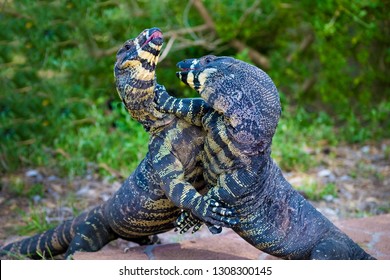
[[142, 29, 163, 48], [177, 67, 191, 72], [176, 59, 201, 74]]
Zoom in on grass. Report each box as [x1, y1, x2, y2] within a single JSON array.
[[6, 175, 44, 198], [1, 99, 149, 178], [272, 106, 336, 172], [295, 180, 338, 201], [8, 192, 84, 237], [17, 207, 57, 236]]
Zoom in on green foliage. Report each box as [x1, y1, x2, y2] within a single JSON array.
[[295, 181, 338, 201], [6, 176, 26, 196], [0, 0, 388, 181], [272, 106, 337, 171], [17, 207, 57, 235], [5, 175, 43, 198]]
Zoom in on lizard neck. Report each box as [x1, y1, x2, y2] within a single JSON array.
[[116, 76, 174, 132]]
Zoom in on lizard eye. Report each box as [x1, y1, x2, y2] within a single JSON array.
[[203, 55, 215, 64], [124, 43, 132, 51], [122, 39, 135, 51], [117, 41, 134, 57]]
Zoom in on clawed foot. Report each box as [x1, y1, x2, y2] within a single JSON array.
[[175, 211, 203, 234], [175, 212, 223, 235], [176, 198, 239, 234], [197, 197, 239, 227]]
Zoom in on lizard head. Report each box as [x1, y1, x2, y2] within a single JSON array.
[[114, 27, 163, 90], [114, 27, 171, 131], [177, 55, 281, 153], [114, 27, 164, 74]]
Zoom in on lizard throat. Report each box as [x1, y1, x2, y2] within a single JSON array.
[[122, 86, 173, 132]]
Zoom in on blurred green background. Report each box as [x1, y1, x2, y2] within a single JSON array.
[[1, 0, 389, 179]]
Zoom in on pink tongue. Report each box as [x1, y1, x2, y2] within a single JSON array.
[[144, 31, 162, 45], [150, 30, 162, 39]]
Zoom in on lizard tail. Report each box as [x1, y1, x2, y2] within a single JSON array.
[[0, 218, 77, 259], [0, 207, 102, 259]]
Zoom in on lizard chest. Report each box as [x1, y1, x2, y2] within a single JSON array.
[[202, 112, 245, 182]]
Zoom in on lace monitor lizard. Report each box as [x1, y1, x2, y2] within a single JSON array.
[[155, 55, 375, 260], [0, 28, 235, 259]]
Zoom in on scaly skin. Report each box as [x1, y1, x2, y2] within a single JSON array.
[[155, 55, 375, 260], [0, 29, 234, 259]]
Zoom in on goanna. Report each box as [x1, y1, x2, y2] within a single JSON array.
[[155, 55, 376, 260], [0, 28, 233, 259]]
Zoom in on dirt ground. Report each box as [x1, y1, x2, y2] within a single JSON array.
[[1, 139, 389, 247]]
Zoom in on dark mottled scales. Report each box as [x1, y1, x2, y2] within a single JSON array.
[[155, 55, 375, 260]]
